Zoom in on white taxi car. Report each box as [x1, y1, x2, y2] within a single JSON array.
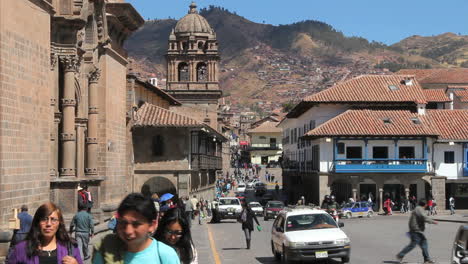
[[271, 206, 351, 263], [217, 197, 242, 220]]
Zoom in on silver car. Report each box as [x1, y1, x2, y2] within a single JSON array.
[[452, 225, 468, 264]]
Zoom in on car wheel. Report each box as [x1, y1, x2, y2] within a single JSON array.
[[272, 241, 281, 260], [346, 212, 352, 219], [367, 211, 373, 218], [341, 256, 350, 263]]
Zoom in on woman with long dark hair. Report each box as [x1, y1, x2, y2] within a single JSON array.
[[154, 208, 198, 264], [8, 202, 82, 264]]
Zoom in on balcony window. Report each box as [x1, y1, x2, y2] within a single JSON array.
[[373, 146, 388, 164], [445, 151, 455, 164], [337, 143, 345, 154], [346, 147, 362, 164]]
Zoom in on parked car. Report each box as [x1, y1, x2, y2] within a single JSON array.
[[452, 225, 468, 264], [249, 202, 264, 216], [271, 207, 350, 263], [264, 200, 285, 221], [237, 183, 246, 192], [235, 192, 246, 203], [247, 179, 260, 189], [340, 201, 374, 219], [255, 182, 267, 196], [217, 197, 242, 220]]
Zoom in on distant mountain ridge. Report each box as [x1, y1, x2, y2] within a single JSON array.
[[125, 6, 467, 115]]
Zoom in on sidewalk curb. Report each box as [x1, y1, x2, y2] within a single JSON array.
[[433, 218, 468, 224]]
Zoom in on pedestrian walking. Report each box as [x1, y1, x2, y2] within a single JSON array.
[[384, 198, 393, 215], [92, 193, 180, 264], [427, 198, 433, 216], [184, 196, 193, 228], [70, 204, 94, 261], [271, 174, 275, 183], [152, 193, 160, 213], [206, 200, 212, 217], [190, 195, 199, 220], [12, 205, 33, 245], [196, 202, 202, 225], [450, 196, 456, 215], [154, 208, 198, 264], [8, 202, 83, 264], [431, 199, 438, 215], [396, 199, 438, 264], [238, 202, 260, 249]]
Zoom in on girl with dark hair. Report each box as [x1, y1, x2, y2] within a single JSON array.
[[239, 202, 260, 249], [92, 193, 180, 264], [154, 208, 197, 264], [8, 202, 83, 264]]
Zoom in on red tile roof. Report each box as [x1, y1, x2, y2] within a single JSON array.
[[305, 110, 439, 137], [304, 75, 427, 104], [134, 103, 201, 127], [448, 86, 468, 102], [306, 109, 468, 141], [133, 103, 228, 141], [397, 68, 468, 84], [427, 110, 468, 140], [396, 69, 441, 81], [423, 89, 451, 102], [248, 121, 282, 134]]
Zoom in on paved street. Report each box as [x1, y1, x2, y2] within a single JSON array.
[[190, 183, 462, 264]]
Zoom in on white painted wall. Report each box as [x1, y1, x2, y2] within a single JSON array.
[[335, 139, 425, 160], [433, 143, 464, 179], [279, 104, 348, 162]]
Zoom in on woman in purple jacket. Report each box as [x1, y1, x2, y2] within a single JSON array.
[[8, 202, 82, 264]]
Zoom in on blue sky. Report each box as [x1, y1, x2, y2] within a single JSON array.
[[126, 0, 468, 45]]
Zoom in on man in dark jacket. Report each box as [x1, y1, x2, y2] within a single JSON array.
[[396, 199, 437, 264], [239, 202, 260, 249]]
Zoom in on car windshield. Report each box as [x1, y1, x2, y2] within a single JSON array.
[[249, 203, 261, 208], [238, 184, 246, 187], [344, 203, 354, 208], [268, 202, 284, 208], [286, 214, 337, 231], [219, 199, 240, 205], [255, 183, 264, 186]]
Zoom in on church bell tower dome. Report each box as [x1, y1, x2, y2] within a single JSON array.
[[174, 2, 214, 37]]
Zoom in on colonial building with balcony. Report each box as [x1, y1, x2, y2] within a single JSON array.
[[131, 102, 225, 201], [247, 121, 283, 165], [279, 74, 468, 209]]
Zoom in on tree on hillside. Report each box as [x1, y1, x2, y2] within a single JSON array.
[[282, 101, 296, 113]]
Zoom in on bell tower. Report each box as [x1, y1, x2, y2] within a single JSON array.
[[165, 2, 222, 130]]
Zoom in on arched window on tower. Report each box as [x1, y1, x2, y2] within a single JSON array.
[[197, 63, 208, 82], [178, 62, 189, 82]]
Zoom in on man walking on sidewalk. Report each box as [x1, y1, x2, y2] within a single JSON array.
[[396, 199, 438, 264], [184, 196, 193, 228], [70, 205, 94, 261], [449, 196, 456, 215]]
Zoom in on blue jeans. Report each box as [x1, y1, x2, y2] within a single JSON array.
[[398, 232, 430, 261]]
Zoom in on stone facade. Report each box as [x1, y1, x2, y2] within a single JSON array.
[[0, 0, 143, 258]]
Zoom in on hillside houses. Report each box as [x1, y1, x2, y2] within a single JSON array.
[[279, 74, 468, 211]]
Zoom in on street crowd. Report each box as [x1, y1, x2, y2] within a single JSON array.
[[6, 174, 264, 264]]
